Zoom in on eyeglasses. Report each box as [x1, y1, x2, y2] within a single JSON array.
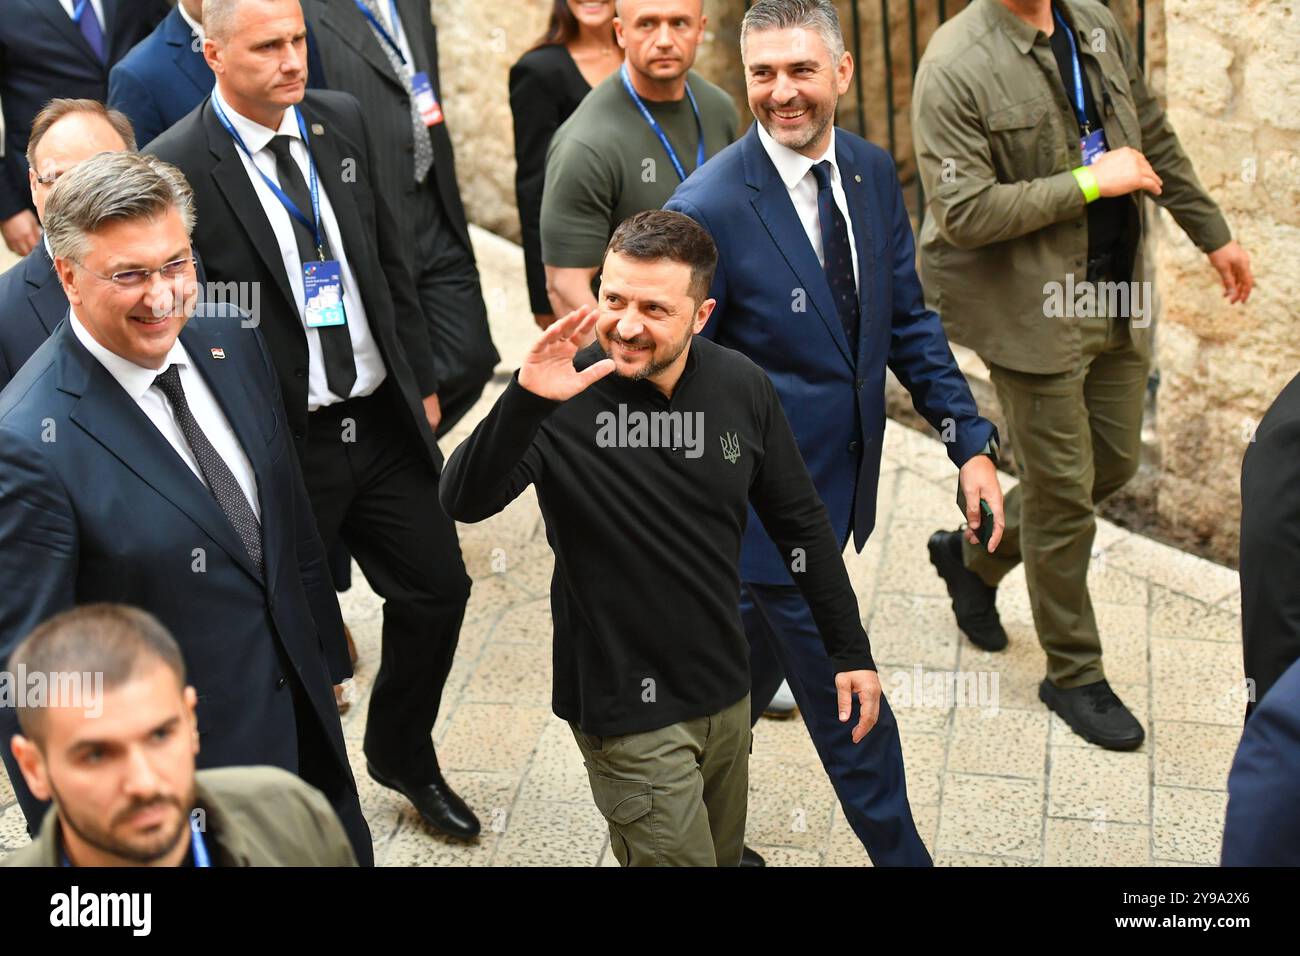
[[72, 256, 197, 289], [35, 169, 65, 187]]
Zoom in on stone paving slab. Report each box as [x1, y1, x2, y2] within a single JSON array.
[[0, 228, 1247, 866]]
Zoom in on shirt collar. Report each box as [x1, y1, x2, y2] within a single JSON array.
[[212, 84, 300, 156], [755, 121, 839, 192], [980, 0, 1043, 55], [68, 309, 191, 402], [177, 2, 204, 42]]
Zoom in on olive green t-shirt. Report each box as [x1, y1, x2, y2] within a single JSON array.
[[540, 70, 739, 268]]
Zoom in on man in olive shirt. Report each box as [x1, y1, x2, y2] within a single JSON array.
[[540, 0, 738, 316], [914, 0, 1254, 749], [4, 605, 356, 867]]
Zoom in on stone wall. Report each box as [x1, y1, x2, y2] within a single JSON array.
[[1148, 0, 1300, 565]]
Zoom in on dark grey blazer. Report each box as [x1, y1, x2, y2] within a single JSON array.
[[303, 0, 474, 254]]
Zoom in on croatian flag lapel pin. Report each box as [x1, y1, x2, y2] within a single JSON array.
[[211, 347, 226, 360]]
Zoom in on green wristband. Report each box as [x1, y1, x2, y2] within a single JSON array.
[[1072, 166, 1100, 204]]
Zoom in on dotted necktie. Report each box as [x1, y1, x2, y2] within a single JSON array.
[[154, 365, 264, 575], [359, 0, 434, 183], [811, 160, 859, 351], [266, 134, 358, 399]]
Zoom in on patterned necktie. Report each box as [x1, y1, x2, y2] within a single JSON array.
[[266, 134, 358, 399], [154, 365, 264, 575], [76, 0, 106, 62], [811, 160, 859, 351], [359, 0, 433, 182]]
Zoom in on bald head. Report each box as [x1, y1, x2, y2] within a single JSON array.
[[27, 101, 135, 223]]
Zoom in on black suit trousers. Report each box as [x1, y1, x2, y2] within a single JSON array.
[[302, 383, 471, 782]]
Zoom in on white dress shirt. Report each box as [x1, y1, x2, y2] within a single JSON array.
[[176, 0, 204, 42], [57, 0, 106, 31], [755, 122, 860, 290], [68, 310, 261, 520], [212, 86, 387, 410]]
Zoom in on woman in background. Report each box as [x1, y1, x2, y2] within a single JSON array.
[[510, 0, 621, 330]]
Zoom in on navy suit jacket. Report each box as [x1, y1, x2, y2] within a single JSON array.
[[667, 125, 995, 585], [0, 245, 64, 390], [1222, 656, 1300, 865], [0, 308, 352, 828], [0, 0, 169, 219], [108, 6, 329, 148]]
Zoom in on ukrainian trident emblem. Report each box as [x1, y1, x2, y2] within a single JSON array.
[[720, 431, 741, 464]]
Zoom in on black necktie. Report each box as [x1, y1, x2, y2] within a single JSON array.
[[265, 134, 358, 399], [154, 365, 264, 575], [811, 160, 859, 351]]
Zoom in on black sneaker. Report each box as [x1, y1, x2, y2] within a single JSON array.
[[1039, 678, 1145, 751], [927, 530, 1008, 651]]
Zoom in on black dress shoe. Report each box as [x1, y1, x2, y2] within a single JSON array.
[[367, 761, 481, 840], [739, 845, 766, 867], [1039, 678, 1145, 751], [928, 530, 1008, 651]]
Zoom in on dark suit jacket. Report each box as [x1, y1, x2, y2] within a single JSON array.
[[1222, 655, 1300, 865], [147, 90, 443, 470], [667, 125, 996, 585], [302, 0, 473, 255], [0, 307, 353, 828], [1240, 370, 1300, 715], [107, 6, 330, 148], [0, 245, 63, 390], [0, 0, 169, 219]]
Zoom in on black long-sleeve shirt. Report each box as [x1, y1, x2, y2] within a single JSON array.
[[441, 337, 874, 736]]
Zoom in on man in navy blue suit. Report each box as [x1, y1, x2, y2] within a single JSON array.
[[666, 0, 1003, 865], [0, 0, 168, 256], [0, 150, 371, 864], [108, 0, 329, 148], [0, 98, 135, 391], [1222, 655, 1300, 865]]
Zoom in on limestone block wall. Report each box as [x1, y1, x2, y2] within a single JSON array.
[[1151, 0, 1300, 564]]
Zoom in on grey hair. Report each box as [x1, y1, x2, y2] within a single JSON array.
[[741, 0, 846, 63], [44, 152, 196, 264]]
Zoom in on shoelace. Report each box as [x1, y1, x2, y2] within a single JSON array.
[[1081, 681, 1121, 713]]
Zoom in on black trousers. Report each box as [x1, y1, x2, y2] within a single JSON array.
[[412, 176, 498, 436], [302, 383, 471, 784]]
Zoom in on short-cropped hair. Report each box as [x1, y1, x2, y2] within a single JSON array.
[[604, 209, 719, 306], [9, 604, 186, 745], [26, 98, 137, 168], [43, 151, 196, 264]]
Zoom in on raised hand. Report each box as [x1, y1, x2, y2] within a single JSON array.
[[517, 304, 615, 402]]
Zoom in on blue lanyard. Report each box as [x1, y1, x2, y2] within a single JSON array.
[[211, 94, 326, 258], [354, 0, 407, 66], [1053, 7, 1091, 134], [619, 63, 706, 183], [73, 0, 92, 22], [189, 814, 212, 868]]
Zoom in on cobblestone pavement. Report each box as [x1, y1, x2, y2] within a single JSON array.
[[0, 229, 1244, 866]]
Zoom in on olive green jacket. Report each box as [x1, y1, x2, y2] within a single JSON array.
[[912, 0, 1231, 374], [1, 766, 357, 867]]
